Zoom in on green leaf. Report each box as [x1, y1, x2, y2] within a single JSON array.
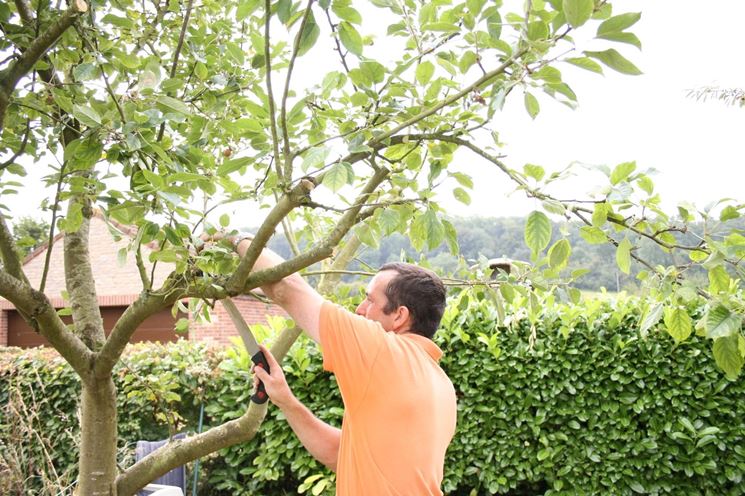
[[610, 161, 636, 185], [72, 104, 101, 127], [157, 96, 191, 115], [597, 12, 642, 36], [377, 209, 401, 235], [527, 21, 548, 41], [636, 174, 654, 195], [411, 209, 445, 251], [295, 11, 320, 56], [219, 213, 230, 228], [301, 146, 331, 171], [579, 226, 606, 244], [664, 306, 692, 343], [338, 21, 363, 56], [708, 265, 731, 295], [562, 0, 594, 28], [459, 51, 478, 74], [706, 305, 742, 339], [416, 61, 435, 85], [237, 0, 261, 20], [73, 63, 98, 81], [585, 49, 642, 75], [332, 4, 362, 24], [537, 448, 552, 461], [523, 164, 545, 181], [616, 238, 632, 274], [322, 161, 353, 192], [486, 10, 502, 40], [713, 334, 744, 379], [720, 205, 740, 222], [450, 172, 474, 189], [640, 302, 663, 335], [453, 187, 471, 205], [524, 92, 540, 119], [597, 32, 642, 50], [592, 202, 609, 227], [548, 239, 571, 270], [525, 210, 551, 254], [565, 57, 603, 74], [218, 157, 252, 176]]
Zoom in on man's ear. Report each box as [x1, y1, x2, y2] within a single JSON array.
[[394, 305, 411, 332]]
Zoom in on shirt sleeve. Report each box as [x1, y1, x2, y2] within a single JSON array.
[[319, 301, 385, 407]]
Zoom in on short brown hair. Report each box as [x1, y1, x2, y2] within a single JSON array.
[[379, 262, 446, 339]]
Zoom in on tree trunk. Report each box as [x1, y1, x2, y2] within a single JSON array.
[[78, 377, 118, 495]]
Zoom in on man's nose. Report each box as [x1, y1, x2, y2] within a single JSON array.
[[355, 301, 366, 315]]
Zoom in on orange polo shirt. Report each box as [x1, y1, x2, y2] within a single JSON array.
[[320, 302, 457, 496]]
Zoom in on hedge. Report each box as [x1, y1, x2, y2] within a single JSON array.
[[1, 296, 744, 495]]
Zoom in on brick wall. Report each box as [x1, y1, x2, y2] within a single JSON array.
[[189, 297, 287, 346], [0, 310, 7, 347]]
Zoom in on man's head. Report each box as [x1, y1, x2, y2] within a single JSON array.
[[355, 262, 446, 339]]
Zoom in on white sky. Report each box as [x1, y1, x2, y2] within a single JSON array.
[[5, 0, 745, 224], [442, 0, 745, 218]]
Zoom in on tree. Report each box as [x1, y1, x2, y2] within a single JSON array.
[[11, 215, 50, 257], [0, 0, 742, 494]]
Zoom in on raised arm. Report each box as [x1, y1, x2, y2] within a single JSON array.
[[235, 238, 325, 343]]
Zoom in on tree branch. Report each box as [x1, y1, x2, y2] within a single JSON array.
[[0, 0, 88, 130], [0, 270, 93, 380], [0, 118, 31, 172], [263, 0, 283, 182], [243, 167, 389, 291], [95, 280, 181, 376], [156, 0, 194, 142], [0, 212, 30, 285], [281, 0, 316, 179], [64, 203, 106, 351], [367, 48, 528, 146], [226, 179, 317, 293], [115, 325, 302, 495]]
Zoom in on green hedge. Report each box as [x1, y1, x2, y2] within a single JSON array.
[[1, 297, 744, 495]]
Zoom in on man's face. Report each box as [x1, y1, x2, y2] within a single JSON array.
[[355, 270, 398, 331]]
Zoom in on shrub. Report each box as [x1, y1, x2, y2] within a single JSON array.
[[1, 295, 744, 495]]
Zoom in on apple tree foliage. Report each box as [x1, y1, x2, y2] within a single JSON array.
[[0, 0, 742, 493]]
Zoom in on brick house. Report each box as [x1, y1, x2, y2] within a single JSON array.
[[0, 212, 284, 348]]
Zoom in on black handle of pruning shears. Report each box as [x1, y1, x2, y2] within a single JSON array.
[[250, 350, 270, 404]]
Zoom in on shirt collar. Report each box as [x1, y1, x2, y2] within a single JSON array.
[[401, 333, 443, 361]]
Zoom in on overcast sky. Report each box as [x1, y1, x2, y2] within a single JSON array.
[[5, 0, 744, 224], [443, 0, 745, 218]]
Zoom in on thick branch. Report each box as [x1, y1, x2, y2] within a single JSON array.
[[64, 204, 105, 351], [317, 233, 361, 295], [226, 179, 316, 292], [95, 281, 181, 376], [0, 212, 30, 285], [243, 167, 389, 291], [0, 270, 93, 379], [116, 392, 268, 495], [115, 327, 301, 495]]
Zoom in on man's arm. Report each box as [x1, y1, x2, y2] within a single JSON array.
[[235, 238, 324, 343], [254, 345, 341, 471]]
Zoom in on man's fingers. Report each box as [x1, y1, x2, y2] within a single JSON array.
[[254, 365, 269, 381], [258, 344, 279, 369]]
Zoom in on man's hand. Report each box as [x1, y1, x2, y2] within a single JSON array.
[[252, 344, 295, 409]]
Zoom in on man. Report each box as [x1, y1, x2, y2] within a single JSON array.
[[236, 237, 457, 495]]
